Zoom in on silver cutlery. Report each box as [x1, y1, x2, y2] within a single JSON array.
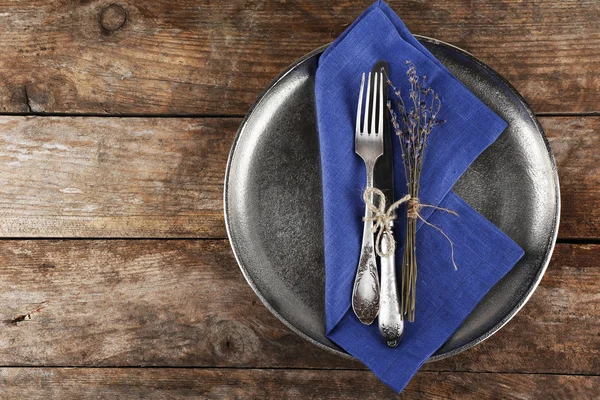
[[352, 71, 384, 325], [372, 61, 404, 348]]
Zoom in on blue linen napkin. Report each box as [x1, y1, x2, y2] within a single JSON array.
[[315, 1, 524, 393]]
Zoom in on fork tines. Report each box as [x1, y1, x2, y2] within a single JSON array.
[[356, 72, 384, 138]]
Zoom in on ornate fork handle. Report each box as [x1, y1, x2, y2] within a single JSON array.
[[352, 160, 380, 325]]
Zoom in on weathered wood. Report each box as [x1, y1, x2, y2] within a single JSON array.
[[0, 368, 596, 399], [0, 240, 597, 375], [0, 116, 595, 238], [0, 116, 232, 238], [0, 239, 355, 369], [0, 1, 597, 115], [546, 117, 600, 239], [0, 1, 595, 396]]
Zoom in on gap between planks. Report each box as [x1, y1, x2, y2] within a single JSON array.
[[0, 112, 246, 119], [0, 366, 595, 377], [0, 112, 596, 118]]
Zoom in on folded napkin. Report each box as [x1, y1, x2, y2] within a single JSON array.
[[315, 1, 524, 393]]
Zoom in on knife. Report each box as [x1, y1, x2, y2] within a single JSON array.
[[372, 61, 404, 348]]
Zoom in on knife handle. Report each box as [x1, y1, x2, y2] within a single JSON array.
[[378, 222, 404, 347]]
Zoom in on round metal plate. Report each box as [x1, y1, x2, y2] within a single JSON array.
[[224, 37, 560, 360]]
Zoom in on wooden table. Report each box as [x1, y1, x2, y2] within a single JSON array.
[[0, 1, 598, 398]]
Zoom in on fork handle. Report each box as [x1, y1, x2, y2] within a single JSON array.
[[352, 161, 380, 325], [378, 222, 403, 347]]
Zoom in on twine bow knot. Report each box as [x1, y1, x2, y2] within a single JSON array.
[[363, 188, 410, 257], [363, 188, 459, 269]]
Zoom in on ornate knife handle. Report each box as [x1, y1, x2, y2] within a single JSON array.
[[378, 222, 403, 347], [352, 176, 380, 325]]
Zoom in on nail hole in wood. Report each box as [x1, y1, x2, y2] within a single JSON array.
[[100, 4, 127, 32]]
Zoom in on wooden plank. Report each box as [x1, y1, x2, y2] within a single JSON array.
[[0, 239, 355, 369], [0, 240, 597, 375], [0, 1, 597, 115], [0, 368, 596, 399], [0, 116, 232, 238], [546, 117, 600, 239], [0, 116, 595, 239]]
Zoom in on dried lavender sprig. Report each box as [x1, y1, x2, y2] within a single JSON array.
[[387, 61, 445, 322]]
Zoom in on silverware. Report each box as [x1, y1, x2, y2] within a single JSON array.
[[352, 71, 384, 325], [378, 224, 404, 347], [372, 61, 404, 348]]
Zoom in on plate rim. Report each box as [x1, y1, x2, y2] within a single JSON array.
[[223, 35, 561, 362]]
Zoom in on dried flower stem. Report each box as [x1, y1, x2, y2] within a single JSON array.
[[387, 62, 444, 322]]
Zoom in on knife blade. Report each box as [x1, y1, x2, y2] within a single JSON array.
[[371, 60, 404, 347], [372, 60, 394, 205]]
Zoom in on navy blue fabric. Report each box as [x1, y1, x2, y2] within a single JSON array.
[[315, 1, 524, 392]]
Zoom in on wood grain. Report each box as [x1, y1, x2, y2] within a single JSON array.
[[0, 368, 600, 400], [0, 116, 596, 239], [0, 368, 596, 399], [0, 239, 353, 369], [0, 0, 596, 396], [0, 0, 598, 115], [546, 117, 600, 239], [0, 116, 232, 238], [0, 240, 597, 375]]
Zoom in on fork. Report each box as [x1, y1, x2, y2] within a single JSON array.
[[352, 72, 384, 325]]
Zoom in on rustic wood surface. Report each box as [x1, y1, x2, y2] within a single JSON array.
[[0, 0, 598, 398], [0, 368, 597, 399], [0, 116, 232, 238], [0, 241, 597, 376], [0, 116, 596, 239], [0, 0, 598, 115]]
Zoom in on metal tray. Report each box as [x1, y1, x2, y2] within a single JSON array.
[[224, 37, 560, 360]]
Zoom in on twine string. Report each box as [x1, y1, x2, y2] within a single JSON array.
[[363, 188, 410, 257], [363, 189, 459, 269]]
